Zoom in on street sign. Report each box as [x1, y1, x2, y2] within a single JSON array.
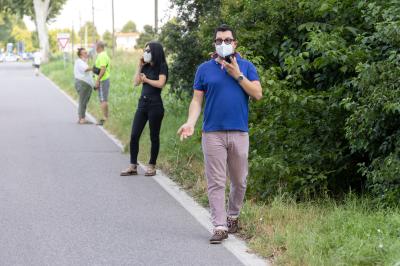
[[57, 33, 70, 68], [57, 33, 70, 50]]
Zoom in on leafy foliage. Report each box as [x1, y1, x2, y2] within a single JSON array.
[[121, 20, 137, 33], [1, 0, 67, 61], [135, 25, 157, 49], [161, 0, 400, 205], [159, 0, 223, 95], [0, 0, 66, 22], [344, 1, 400, 205], [0, 12, 37, 51], [102, 30, 112, 48], [0, 12, 24, 47], [11, 24, 35, 51]]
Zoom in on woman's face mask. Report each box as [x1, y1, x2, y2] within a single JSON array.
[[216, 42, 234, 58], [143, 51, 152, 63]]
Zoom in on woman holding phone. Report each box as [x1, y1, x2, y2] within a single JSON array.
[[121, 41, 168, 176]]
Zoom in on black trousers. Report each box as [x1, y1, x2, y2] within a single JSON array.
[[130, 95, 164, 165]]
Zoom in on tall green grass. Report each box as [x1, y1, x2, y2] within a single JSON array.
[[42, 52, 400, 266], [240, 196, 400, 265]]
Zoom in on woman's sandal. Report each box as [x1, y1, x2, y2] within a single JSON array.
[[120, 165, 138, 176], [78, 119, 93, 125], [144, 164, 156, 176]]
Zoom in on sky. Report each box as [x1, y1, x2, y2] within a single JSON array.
[[24, 0, 173, 34]]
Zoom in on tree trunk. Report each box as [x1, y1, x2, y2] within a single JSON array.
[[33, 0, 50, 63]]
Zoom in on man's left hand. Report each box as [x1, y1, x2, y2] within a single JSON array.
[[222, 56, 241, 80], [95, 80, 100, 90]]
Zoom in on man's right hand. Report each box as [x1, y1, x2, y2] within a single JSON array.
[[177, 123, 195, 141]]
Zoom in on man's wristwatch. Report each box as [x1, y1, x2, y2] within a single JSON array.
[[237, 73, 245, 82]]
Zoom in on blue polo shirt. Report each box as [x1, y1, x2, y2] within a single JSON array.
[[193, 55, 259, 132]]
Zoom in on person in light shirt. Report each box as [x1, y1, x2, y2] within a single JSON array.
[[33, 51, 41, 76], [74, 48, 94, 124]]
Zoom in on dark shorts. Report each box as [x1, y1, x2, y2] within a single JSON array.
[[33, 64, 40, 69]]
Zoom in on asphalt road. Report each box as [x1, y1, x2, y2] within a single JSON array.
[[0, 62, 243, 266]]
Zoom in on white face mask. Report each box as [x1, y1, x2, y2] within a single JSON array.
[[216, 42, 234, 58], [143, 51, 152, 63]]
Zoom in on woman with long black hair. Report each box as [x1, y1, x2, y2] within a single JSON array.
[[121, 41, 168, 176]]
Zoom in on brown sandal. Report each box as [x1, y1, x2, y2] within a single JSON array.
[[78, 119, 93, 125], [120, 165, 138, 176], [144, 164, 156, 176]]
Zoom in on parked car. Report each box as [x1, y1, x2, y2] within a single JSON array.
[[0, 53, 4, 62], [5, 54, 19, 62]]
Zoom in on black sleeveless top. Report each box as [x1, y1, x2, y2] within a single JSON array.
[[140, 63, 168, 96]]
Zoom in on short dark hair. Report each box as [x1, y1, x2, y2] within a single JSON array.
[[214, 24, 236, 40], [77, 48, 85, 57]]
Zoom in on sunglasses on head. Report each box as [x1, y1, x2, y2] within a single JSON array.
[[214, 38, 235, 45]]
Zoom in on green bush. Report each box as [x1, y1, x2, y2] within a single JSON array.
[[345, 1, 400, 206], [160, 0, 400, 205]]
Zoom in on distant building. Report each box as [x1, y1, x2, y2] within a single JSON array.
[[115, 32, 140, 51]]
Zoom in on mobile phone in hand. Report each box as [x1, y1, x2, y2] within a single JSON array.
[[224, 55, 233, 64]]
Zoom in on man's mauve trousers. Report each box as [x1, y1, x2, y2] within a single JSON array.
[[202, 131, 249, 230]]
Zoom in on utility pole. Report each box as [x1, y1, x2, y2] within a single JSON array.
[[92, 0, 95, 51], [85, 24, 88, 49], [79, 11, 82, 46], [71, 20, 75, 62], [155, 0, 158, 33], [112, 0, 115, 56]]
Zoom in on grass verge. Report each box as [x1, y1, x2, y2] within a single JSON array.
[[42, 52, 400, 266]]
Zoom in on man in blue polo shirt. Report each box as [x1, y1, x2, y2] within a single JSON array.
[[178, 24, 263, 244]]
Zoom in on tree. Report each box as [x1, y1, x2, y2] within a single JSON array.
[[121, 20, 137, 33], [102, 30, 112, 48], [0, 0, 67, 62], [135, 25, 157, 49], [0, 12, 37, 51], [78, 22, 100, 47], [0, 12, 21, 46], [11, 24, 34, 51], [159, 0, 222, 95], [32, 0, 51, 61]]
